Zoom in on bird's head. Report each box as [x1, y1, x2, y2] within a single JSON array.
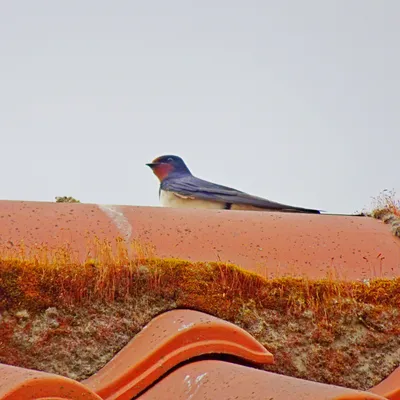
[[146, 155, 191, 181]]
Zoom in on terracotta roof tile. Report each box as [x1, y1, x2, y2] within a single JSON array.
[[369, 366, 400, 400], [138, 360, 388, 400], [82, 309, 273, 399], [0, 363, 101, 400]]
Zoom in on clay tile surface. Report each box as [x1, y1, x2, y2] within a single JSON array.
[[138, 360, 388, 400], [119, 205, 400, 280], [82, 309, 273, 400], [369, 366, 400, 400], [0, 200, 399, 280], [0, 363, 101, 400], [0, 200, 121, 258]]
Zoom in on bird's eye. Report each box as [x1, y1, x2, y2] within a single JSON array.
[[167, 158, 174, 162]]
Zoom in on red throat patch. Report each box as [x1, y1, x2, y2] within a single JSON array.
[[152, 163, 174, 181]]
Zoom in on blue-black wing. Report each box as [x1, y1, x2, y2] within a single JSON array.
[[161, 175, 320, 214]]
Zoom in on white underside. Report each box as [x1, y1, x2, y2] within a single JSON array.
[[159, 189, 266, 211], [160, 189, 225, 209]]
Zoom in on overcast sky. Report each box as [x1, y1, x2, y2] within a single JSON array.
[[0, 1, 398, 214]]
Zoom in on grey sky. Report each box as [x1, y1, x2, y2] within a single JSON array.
[[0, 1, 398, 214]]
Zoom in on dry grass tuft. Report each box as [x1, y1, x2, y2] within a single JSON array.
[[367, 189, 400, 238], [0, 237, 399, 390]]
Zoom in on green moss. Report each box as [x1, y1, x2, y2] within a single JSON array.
[[55, 196, 80, 203]]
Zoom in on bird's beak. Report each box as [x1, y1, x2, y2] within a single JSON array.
[[146, 162, 158, 168]]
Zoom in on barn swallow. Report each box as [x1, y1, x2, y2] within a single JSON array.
[[146, 155, 321, 214]]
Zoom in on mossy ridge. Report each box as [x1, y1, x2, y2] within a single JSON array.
[[1, 241, 399, 315]]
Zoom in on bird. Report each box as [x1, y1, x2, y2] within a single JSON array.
[[146, 155, 321, 214]]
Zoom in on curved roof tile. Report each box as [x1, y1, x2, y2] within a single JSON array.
[[138, 360, 388, 400], [0, 363, 101, 400], [369, 366, 400, 400], [82, 309, 273, 399]]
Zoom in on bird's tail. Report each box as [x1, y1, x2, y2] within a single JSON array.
[[282, 210, 368, 216], [319, 212, 366, 217]]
